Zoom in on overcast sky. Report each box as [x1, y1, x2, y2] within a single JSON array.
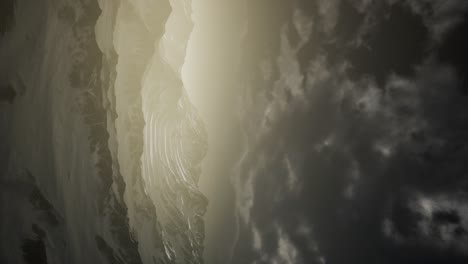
[[188, 0, 468, 263]]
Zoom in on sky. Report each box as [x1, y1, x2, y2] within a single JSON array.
[[186, 0, 468, 263]]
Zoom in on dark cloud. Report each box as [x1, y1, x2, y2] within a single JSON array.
[[437, 12, 468, 94], [383, 192, 468, 263], [230, 1, 468, 263], [345, 2, 429, 84]]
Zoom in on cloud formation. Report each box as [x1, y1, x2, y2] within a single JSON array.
[[229, 1, 468, 263]]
